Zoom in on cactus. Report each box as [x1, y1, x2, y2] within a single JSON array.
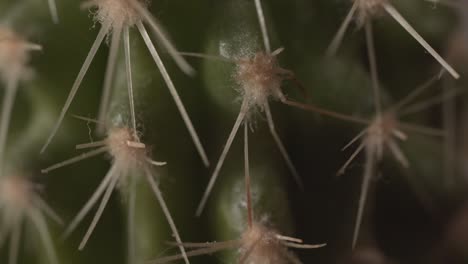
[[0, 0, 466, 264]]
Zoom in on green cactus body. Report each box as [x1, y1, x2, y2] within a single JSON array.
[[0, 1, 464, 264]]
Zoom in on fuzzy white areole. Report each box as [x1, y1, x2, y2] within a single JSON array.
[[186, 3, 453, 251], [287, 73, 460, 251], [0, 174, 61, 264], [152, 221, 326, 264], [331, 73, 462, 249], [193, 0, 308, 217], [326, 0, 460, 79], [192, 0, 376, 217], [191, 47, 306, 218], [153, 125, 325, 264], [41, 0, 210, 167], [326, 1, 459, 247], [259, 62, 457, 250], [354, 0, 386, 26], [42, 125, 191, 264]]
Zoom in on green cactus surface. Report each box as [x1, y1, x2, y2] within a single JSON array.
[[1, 0, 467, 264]]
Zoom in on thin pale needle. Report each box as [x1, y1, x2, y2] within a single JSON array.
[[35, 197, 63, 225], [79, 172, 119, 250], [365, 21, 382, 116], [41, 22, 111, 154], [352, 146, 374, 249], [326, 2, 358, 57], [196, 99, 249, 217], [276, 235, 303, 243], [97, 26, 122, 134], [383, 3, 460, 79], [390, 74, 440, 112], [244, 123, 253, 228], [62, 164, 117, 239], [338, 142, 365, 176], [386, 140, 409, 167], [271, 47, 285, 56], [254, 0, 271, 53], [42, 147, 107, 174], [72, 115, 102, 124], [47, 0, 59, 24], [0, 213, 11, 248], [264, 102, 303, 190], [443, 78, 456, 187], [8, 222, 20, 264], [178, 52, 233, 63], [127, 177, 137, 264], [342, 129, 367, 151], [151, 242, 237, 264], [146, 158, 167, 166], [399, 122, 444, 137], [398, 88, 464, 117], [123, 26, 137, 134], [24, 43, 42, 51], [76, 141, 107, 150], [30, 210, 59, 264], [166, 240, 239, 248], [137, 22, 209, 167], [144, 168, 190, 264], [132, 1, 194, 76], [280, 97, 369, 125], [0, 74, 19, 173], [281, 241, 327, 249]]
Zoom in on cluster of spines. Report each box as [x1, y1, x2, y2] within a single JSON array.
[[0, 0, 462, 263]]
